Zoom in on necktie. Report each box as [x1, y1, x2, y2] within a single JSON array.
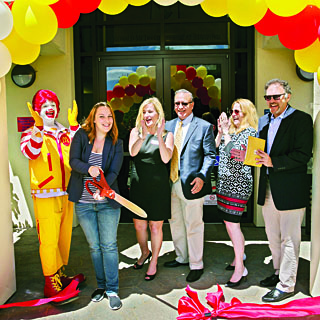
[[170, 121, 183, 183]]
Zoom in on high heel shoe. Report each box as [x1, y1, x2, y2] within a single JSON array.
[[145, 272, 157, 281], [225, 253, 247, 271], [133, 251, 152, 270], [225, 267, 248, 288]]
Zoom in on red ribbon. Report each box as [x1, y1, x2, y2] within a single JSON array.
[[177, 285, 320, 319], [0, 280, 79, 309]]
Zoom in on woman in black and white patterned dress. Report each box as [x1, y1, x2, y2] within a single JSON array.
[[216, 99, 258, 287]]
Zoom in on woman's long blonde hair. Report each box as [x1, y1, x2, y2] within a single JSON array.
[[229, 98, 258, 134], [82, 102, 119, 145], [135, 97, 165, 135]]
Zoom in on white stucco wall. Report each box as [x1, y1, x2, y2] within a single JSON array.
[[254, 32, 314, 226], [5, 29, 75, 225], [0, 77, 16, 304]]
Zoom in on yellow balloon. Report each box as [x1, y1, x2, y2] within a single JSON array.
[[154, 0, 177, 5], [123, 95, 134, 108], [228, 0, 268, 27], [171, 65, 177, 76], [309, 0, 320, 5], [150, 78, 157, 91], [295, 40, 320, 73], [120, 105, 131, 113], [196, 65, 207, 79], [119, 76, 129, 87], [171, 76, 178, 90], [139, 75, 150, 86], [128, 73, 139, 85], [318, 66, 320, 86], [125, 0, 150, 6], [179, 0, 204, 5], [12, 0, 58, 45], [98, 0, 128, 15], [201, 0, 228, 17], [30, 0, 59, 5], [175, 70, 186, 83], [190, 86, 197, 98], [203, 75, 215, 87], [2, 28, 40, 65], [133, 94, 143, 104], [208, 86, 219, 98], [0, 42, 12, 77], [265, 0, 308, 17], [110, 97, 123, 110], [180, 79, 193, 91]]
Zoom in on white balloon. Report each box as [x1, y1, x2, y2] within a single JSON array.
[[215, 78, 221, 90], [154, 0, 178, 5], [0, 0, 13, 40], [179, 0, 204, 5], [146, 66, 156, 78], [0, 42, 12, 78], [136, 66, 147, 76]]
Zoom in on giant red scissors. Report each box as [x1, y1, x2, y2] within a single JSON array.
[[85, 168, 147, 218]]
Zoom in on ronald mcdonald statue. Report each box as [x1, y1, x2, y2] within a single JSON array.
[[20, 90, 85, 300]]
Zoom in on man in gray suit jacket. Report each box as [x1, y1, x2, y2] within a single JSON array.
[[164, 89, 216, 282]]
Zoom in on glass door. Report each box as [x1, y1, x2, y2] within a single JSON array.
[[164, 55, 229, 223], [97, 54, 252, 224]]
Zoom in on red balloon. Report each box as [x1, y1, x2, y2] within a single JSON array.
[[124, 84, 135, 96], [113, 85, 125, 98], [4, 1, 13, 10], [196, 86, 208, 99], [186, 67, 196, 81], [135, 84, 148, 97], [201, 95, 211, 106], [176, 65, 187, 73], [278, 5, 320, 50], [192, 77, 203, 89], [106, 90, 114, 102], [254, 9, 283, 36], [70, 0, 102, 13], [50, 0, 80, 29]]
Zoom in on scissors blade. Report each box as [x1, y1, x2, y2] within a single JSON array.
[[114, 193, 147, 218]]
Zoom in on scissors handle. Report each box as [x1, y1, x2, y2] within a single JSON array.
[[85, 180, 102, 196]]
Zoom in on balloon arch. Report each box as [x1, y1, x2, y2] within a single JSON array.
[[0, 0, 319, 83]]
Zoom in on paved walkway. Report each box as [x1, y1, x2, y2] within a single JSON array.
[[1, 224, 313, 319]]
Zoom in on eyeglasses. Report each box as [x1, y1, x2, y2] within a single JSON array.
[[264, 93, 286, 101], [174, 101, 192, 107]]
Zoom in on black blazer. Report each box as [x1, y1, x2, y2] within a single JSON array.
[[67, 128, 124, 209], [258, 107, 313, 210], [166, 116, 216, 200]]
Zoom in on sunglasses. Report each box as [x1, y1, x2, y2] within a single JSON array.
[[174, 101, 192, 107], [264, 93, 286, 101], [229, 109, 240, 116]]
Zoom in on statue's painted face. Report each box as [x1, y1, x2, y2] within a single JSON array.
[[40, 100, 57, 126]]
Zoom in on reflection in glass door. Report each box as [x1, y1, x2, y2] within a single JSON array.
[[169, 64, 222, 120], [104, 64, 158, 130]]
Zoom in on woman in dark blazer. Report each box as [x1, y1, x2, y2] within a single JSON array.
[[68, 102, 123, 310]]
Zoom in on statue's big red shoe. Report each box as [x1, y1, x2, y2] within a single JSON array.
[[44, 274, 62, 298], [60, 273, 85, 288]]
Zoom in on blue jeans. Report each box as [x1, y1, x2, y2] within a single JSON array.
[[75, 202, 120, 293]]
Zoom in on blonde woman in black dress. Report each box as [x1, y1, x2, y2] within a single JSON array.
[[129, 97, 174, 281]]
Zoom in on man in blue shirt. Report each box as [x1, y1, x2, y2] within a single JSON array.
[[256, 79, 313, 302]]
